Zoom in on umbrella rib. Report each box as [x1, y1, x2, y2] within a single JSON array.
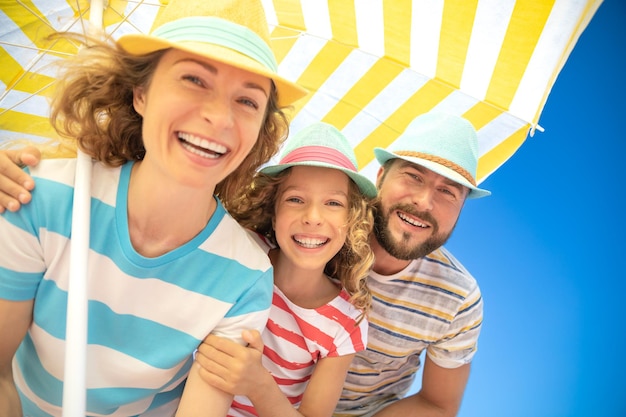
[[106, 0, 150, 38], [0, 81, 55, 117]]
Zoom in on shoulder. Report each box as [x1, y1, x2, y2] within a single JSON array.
[[205, 208, 272, 272], [28, 158, 78, 185], [384, 247, 481, 301]]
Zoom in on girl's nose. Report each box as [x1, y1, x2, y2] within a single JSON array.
[[303, 204, 322, 225]]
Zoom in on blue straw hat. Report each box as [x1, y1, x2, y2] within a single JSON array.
[[261, 122, 377, 198], [117, 0, 308, 107], [374, 113, 491, 199]]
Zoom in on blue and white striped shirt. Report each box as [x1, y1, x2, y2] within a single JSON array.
[[0, 159, 273, 416]]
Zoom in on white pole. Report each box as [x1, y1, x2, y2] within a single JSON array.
[[61, 0, 103, 415]]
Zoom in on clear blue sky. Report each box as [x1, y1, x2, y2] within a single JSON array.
[[408, 1, 625, 416]]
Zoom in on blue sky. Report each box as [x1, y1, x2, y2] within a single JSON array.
[[407, 1, 625, 416]]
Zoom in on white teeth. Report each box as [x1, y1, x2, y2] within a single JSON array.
[[178, 132, 228, 156], [294, 237, 327, 248], [398, 212, 427, 228]]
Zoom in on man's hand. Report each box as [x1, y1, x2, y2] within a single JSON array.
[[0, 146, 41, 213]]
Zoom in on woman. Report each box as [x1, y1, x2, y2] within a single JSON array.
[[0, 0, 307, 415]]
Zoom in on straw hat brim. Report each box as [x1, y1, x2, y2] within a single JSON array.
[[374, 148, 491, 199], [118, 35, 309, 108]]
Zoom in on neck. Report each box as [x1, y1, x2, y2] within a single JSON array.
[[269, 249, 339, 309], [127, 161, 217, 257]]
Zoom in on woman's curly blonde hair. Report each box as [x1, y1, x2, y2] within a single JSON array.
[[227, 168, 375, 319], [44, 31, 290, 206]]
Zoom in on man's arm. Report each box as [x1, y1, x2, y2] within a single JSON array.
[[0, 146, 41, 213], [0, 298, 34, 417], [372, 356, 470, 417]]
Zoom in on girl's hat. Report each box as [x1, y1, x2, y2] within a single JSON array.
[[374, 112, 491, 199], [261, 122, 377, 198], [117, 0, 308, 107]]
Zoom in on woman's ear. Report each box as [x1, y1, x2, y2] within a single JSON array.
[[133, 86, 146, 116]]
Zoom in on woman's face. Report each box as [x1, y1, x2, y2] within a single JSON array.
[[132, 48, 271, 191]]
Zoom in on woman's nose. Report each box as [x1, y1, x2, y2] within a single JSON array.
[[202, 97, 234, 129]]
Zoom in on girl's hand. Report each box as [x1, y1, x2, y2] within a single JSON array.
[[194, 329, 269, 397]]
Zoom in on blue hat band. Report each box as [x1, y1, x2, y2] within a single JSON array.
[[152, 16, 278, 72]]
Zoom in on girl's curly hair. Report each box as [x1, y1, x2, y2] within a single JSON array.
[[228, 168, 375, 320], [45, 31, 290, 206]]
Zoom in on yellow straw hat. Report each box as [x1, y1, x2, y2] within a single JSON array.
[[117, 0, 308, 107]]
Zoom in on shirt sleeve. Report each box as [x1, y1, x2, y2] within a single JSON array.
[[426, 282, 483, 369]]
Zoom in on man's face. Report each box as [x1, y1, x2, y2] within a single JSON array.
[[373, 159, 468, 260]]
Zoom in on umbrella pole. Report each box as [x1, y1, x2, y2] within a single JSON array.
[[61, 1, 102, 414], [61, 150, 92, 415]]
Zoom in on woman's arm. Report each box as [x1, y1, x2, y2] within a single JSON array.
[[0, 299, 34, 417], [0, 146, 40, 212]]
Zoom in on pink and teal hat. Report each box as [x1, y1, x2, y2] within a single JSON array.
[[261, 122, 377, 198]]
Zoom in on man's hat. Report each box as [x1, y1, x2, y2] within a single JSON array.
[[117, 0, 308, 107], [261, 122, 377, 198], [374, 112, 491, 199]]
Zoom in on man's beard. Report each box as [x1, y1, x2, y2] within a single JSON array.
[[373, 202, 453, 261]]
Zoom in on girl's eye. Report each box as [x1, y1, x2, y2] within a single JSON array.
[[327, 200, 345, 207], [286, 196, 303, 204]]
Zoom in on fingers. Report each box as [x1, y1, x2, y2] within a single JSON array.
[[16, 146, 42, 167], [242, 329, 264, 353], [194, 333, 265, 396], [0, 147, 40, 213]]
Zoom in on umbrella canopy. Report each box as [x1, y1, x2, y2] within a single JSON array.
[[0, 0, 602, 412], [0, 0, 602, 182]]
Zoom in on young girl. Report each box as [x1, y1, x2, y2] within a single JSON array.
[[0, 0, 307, 416], [187, 122, 377, 417]]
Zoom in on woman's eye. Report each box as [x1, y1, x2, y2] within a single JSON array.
[[238, 97, 259, 110], [182, 74, 204, 86]]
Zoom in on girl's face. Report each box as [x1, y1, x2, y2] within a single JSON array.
[[133, 48, 271, 190], [273, 166, 350, 273]]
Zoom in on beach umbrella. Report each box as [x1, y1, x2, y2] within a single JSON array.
[[0, 0, 602, 413], [0, 0, 603, 181]]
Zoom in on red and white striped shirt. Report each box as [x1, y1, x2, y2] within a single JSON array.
[[229, 234, 368, 416]]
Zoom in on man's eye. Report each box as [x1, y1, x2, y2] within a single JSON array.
[[407, 173, 422, 183], [439, 188, 457, 198]]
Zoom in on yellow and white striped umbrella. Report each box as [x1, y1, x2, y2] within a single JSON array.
[[0, 1, 603, 413], [0, 0, 602, 183]]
